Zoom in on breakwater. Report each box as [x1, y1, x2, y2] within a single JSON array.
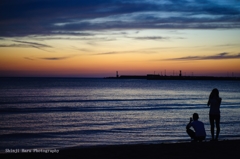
[[105, 74, 240, 80]]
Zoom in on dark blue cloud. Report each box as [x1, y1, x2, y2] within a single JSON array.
[[0, 0, 240, 37]]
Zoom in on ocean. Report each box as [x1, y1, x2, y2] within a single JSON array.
[[0, 77, 240, 152]]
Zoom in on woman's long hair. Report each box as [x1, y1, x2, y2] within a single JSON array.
[[209, 88, 219, 99]]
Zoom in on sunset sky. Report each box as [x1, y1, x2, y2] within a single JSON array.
[[1, 0, 240, 77]]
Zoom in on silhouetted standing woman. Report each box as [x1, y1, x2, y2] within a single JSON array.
[[207, 88, 222, 141]]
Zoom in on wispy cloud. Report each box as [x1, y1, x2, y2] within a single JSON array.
[[40, 57, 69, 60], [0, 40, 52, 51], [24, 54, 78, 61], [24, 57, 34, 61], [13, 40, 51, 48], [163, 52, 240, 61], [132, 36, 169, 41], [39, 55, 78, 61], [93, 46, 179, 56], [94, 52, 119, 55]]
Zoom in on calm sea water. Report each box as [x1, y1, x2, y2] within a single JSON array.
[[0, 77, 240, 151]]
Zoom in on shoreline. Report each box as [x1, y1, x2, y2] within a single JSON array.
[[2, 139, 240, 159]]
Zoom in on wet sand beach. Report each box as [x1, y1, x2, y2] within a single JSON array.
[[1, 139, 240, 159]]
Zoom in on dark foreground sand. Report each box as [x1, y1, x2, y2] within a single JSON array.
[[1, 140, 240, 159]]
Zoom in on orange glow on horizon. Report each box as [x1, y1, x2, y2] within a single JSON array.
[[1, 29, 240, 77]]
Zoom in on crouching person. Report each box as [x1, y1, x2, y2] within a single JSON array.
[[186, 113, 206, 142]]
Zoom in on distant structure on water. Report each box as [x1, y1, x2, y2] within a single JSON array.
[[116, 71, 119, 78], [105, 70, 240, 81]]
